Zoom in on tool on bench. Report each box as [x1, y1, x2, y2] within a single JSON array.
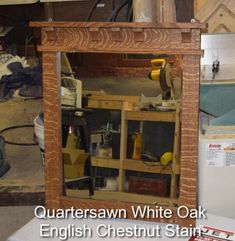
[[141, 58, 176, 111]]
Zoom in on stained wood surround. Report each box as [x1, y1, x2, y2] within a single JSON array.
[[30, 21, 204, 227], [32, 22, 203, 55]]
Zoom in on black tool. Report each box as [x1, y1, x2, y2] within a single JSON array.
[[212, 60, 220, 80]]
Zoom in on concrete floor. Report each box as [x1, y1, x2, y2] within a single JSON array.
[[0, 206, 36, 241], [0, 98, 44, 190], [0, 98, 43, 240]]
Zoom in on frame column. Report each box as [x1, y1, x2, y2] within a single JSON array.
[[42, 51, 63, 209], [179, 54, 200, 225]]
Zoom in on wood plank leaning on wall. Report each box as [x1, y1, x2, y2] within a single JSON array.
[[152, 0, 194, 23], [195, 0, 235, 33]]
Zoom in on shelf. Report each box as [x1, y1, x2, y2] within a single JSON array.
[[91, 157, 119, 169], [125, 110, 176, 122], [119, 105, 181, 198], [91, 157, 180, 175], [86, 93, 140, 110], [123, 159, 180, 175], [88, 99, 123, 110], [66, 189, 178, 206]]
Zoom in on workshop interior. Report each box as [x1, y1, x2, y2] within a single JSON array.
[[0, 0, 235, 240]]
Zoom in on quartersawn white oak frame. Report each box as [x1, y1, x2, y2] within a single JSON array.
[[30, 21, 203, 227]]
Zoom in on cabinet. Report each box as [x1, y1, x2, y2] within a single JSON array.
[[30, 21, 203, 227]]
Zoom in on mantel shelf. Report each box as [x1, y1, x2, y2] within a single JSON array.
[[30, 21, 206, 29]]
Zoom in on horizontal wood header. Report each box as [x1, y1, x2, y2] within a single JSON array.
[[30, 21, 206, 29], [37, 46, 203, 55], [31, 21, 203, 55]]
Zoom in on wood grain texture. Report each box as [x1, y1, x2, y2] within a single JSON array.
[[38, 46, 202, 55], [125, 110, 176, 122], [42, 52, 63, 209], [194, 0, 207, 14], [37, 27, 201, 55], [30, 21, 205, 29], [30, 22, 203, 55], [179, 55, 200, 212], [34, 22, 202, 227], [195, 0, 235, 33], [155, 0, 176, 23]]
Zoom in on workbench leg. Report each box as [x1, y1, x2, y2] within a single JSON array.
[[42, 52, 63, 209], [118, 103, 128, 192], [179, 54, 200, 226], [170, 103, 180, 199]]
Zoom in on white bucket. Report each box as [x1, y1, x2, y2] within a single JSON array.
[[34, 115, 45, 164]]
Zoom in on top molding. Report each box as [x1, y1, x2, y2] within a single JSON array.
[[30, 21, 204, 55], [30, 21, 206, 29]]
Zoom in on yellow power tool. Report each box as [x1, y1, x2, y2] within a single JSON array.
[[148, 59, 166, 81], [147, 58, 176, 109], [148, 59, 172, 98]]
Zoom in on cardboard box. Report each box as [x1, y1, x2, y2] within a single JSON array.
[[62, 133, 89, 179], [63, 149, 89, 179]]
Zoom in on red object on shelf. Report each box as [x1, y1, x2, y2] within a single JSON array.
[[128, 176, 169, 197]]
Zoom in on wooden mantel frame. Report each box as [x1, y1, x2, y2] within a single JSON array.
[[30, 21, 203, 227]]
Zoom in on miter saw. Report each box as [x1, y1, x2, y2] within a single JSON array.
[[141, 59, 176, 111]]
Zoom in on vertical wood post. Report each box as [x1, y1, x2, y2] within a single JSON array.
[[170, 103, 181, 198], [42, 52, 62, 209], [119, 102, 128, 191], [180, 54, 200, 211]]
